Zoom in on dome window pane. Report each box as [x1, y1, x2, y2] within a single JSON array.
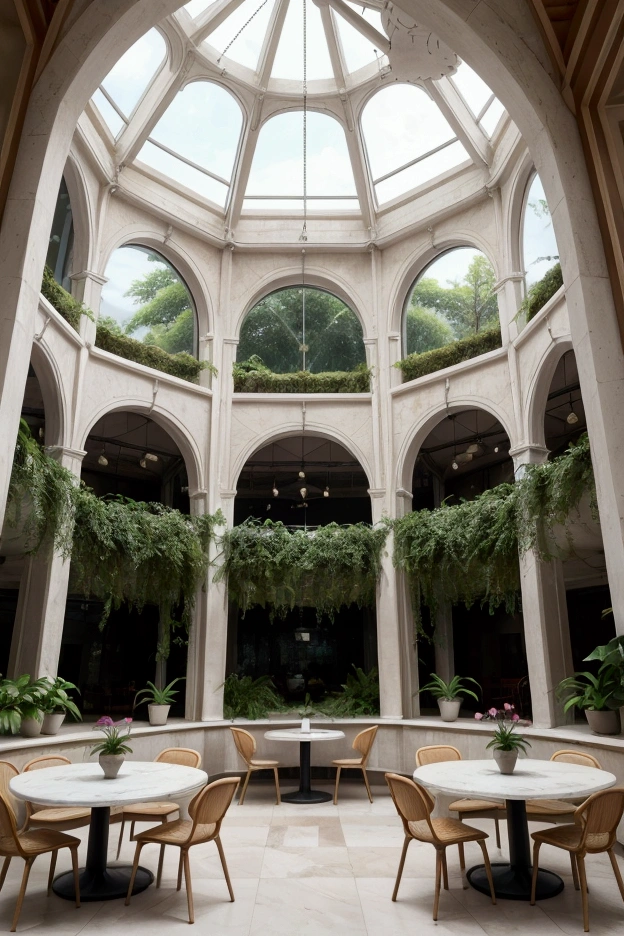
[[374, 140, 468, 205], [334, 1, 387, 74], [451, 61, 506, 138], [522, 173, 560, 287], [182, 0, 217, 18], [272, 0, 333, 81], [206, 0, 277, 71]]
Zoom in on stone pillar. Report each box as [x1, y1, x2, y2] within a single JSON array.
[[7, 445, 85, 679], [370, 492, 403, 718], [69, 270, 107, 345], [434, 601, 455, 684], [511, 444, 574, 727]]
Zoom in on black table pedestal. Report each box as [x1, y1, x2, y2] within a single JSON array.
[[467, 799, 564, 901], [281, 741, 333, 804], [53, 806, 154, 902]]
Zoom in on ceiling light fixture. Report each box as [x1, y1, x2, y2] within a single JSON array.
[[299, 486, 307, 500], [139, 457, 147, 469], [144, 452, 159, 462], [324, 486, 330, 497], [98, 451, 109, 466]]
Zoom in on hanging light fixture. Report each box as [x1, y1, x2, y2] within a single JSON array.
[[324, 486, 330, 498], [98, 448, 109, 466], [144, 452, 159, 462], [272, 480, 279, 497], [451, 414, 459, 470], [562, 351, 579, 425], [139, 457, 147, 469]]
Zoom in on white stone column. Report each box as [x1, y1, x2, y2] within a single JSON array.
[[511, 444, 574, 727], [7, 445, 85, 679], [370, 492, 403, 718], [69, 269, 107, 345]]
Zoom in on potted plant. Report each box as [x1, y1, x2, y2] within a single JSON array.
[[40, 677, 82, 735], [0, 674, 48, 736], [133, 677, 185, 726], [486, 722, 531, 774], [91, 716, 133, 778], [419, 673, 481, 722], [556, 667, 621, 735]]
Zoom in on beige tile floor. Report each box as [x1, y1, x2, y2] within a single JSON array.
[[2, 781, 624, 934]]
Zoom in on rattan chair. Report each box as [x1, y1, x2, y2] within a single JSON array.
[[385, 772, 496, 920], [23, 756, 92, 833], [229, 727, 281, 805], [116, 747, 202, 870], [415, 744, 504, 865], [332, 725, 378, 805], [530, 787, 624, 931], [526, 750, 603, 824], [125, 776, 239, 924], [0, 762, 25, 834], [0, 791, 80, 931]]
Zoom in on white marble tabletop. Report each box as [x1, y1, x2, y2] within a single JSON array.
[[414, 758, 616, 802], [264, 728, 345, 742], [10, 761, 208, 809]]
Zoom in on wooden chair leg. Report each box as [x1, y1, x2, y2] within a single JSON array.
[[116, 818, 126, 859], [478, 840, 496, 905], [608, 848, 624, 903], [130, 821, 136, 841], [333, 766, 342, 806], [183, 850, 194, 924], [0, 857, 11, 892], [392, 835, 411, 901], [433, 849, 442, 921], [457, 842, 465, 871], [239, 768, 253, 805], [11, 857, 34, 933], [442, 849, 449, 890], [273, 767, 281, 806], [530, 841, 541, 905], [47, 850, 57, 896], [577, 853, 590, 933], [494, 816, 501, 850], [125, 842, 144, 905], [70, 846, 80, 909], [570, 852, 580, 890], [177, 850, 184, 891], [156, 844, 166, 888], [361, 766, 373, 804], [215, 835, 235, 902]]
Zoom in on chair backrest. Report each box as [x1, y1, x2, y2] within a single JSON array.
[[415, 744, 461, 767], [23, 755, 71, 772], [353, 725, 378, 765], [385, 773, 435, 835], [229, 727, 256, 766], [189, 777, 240, 834], [551, 749, 602, 770], [156, 747, 202, 769], [575, 788, 624, 852], [0, 762, 20, 828], [0, 791, 22, 857]]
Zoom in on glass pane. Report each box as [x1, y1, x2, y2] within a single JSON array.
[[362, 84, 456, 180], [243, 198, 359, 211], [451, 61, 493, 117], [335, 1, 386, 74], [148, 81, 242, 183], [101, 29, 167, 119], [207, 0, 276, 70], [272, 0, 332, 81], [523, 174, 559, 287], [375, 140, 468, 204], [480, 98, 506, 137], [405, 247, 499, 353], [137, 140, 229, 206], [237, 287, 366, 372], [46, 177, 74, 291], [101, 245, 196, 356], [91, 88, 125, 137]]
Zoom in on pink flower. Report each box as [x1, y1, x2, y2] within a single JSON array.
[[474, 712, 483, 720], [488, 707, 498, 718], [504, 703, 512, 711], [121, 717, 133, 725], [512, 713, 520, 722], [95, 716, 114, 726]]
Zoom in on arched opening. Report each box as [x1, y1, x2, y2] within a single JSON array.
[[522, 172, 560, 288], [45, 176, 74, 292]]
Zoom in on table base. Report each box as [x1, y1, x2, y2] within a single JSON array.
[[53, 865, 154, 902], [281, 790, 333, 804], [467, 862, 564, 901]]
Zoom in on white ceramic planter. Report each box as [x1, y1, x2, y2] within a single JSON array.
[[42, 712, 66, 735], [301, 717, 311, 733], [493, 749, 518, 774], [19, 716, 42, 738], [99, 754, 124, 779], [585, 708, 620, 735], [148, 703, 170, 726], [438, 698, 462, 722]]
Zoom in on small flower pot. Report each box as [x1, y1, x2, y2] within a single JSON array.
[[99, 754, 124, 779], [148, 704, 171, 726], [585, 708, 620, 735], [493, 749, 518, 774], [42, 712, 66, 735], [301, 717, 311, 733], [438, 698, 462, 722], [19, 717, 42, 738]]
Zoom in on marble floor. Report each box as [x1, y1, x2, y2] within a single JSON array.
[[2, 781, 624, 934]]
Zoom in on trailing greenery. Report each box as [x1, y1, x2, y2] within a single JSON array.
[[397, 326, 502, 383], [216, 519, 387, 620], [222, 674, 284, 720], [320, 666, 380, 716], [233, 356, 371, 393], [95, 325, 209, 383], [41, 265, 92, 330], [519, 263, 563, 323], [419, 673, 481, 702]]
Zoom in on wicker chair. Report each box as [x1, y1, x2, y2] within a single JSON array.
[[0, 791, 80, 932], [526, 750, 602, 824], [415, 744, 504, 866], [229, 727, 281, 805], [0, 762, 25, 833], [23, 756, 91, 833], [530, 787, 624, 931], [385, 773, 496, 920], [332, 725, 378, 805], [125, 776, 239, 924]]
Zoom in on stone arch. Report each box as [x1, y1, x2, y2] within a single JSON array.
[[29, 340, 68, 448], [506, 151, 537, 277], [525, 336, 575, 449], [62, 151, 94, 275]]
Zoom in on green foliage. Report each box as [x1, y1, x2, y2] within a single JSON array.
[[519, 263, 563, 323], [124, 262, 195, 355], [419, 673, 481, 702], [91, 718, 133, 756], [556, 669, 621, 713], [233, 358, 371, 393], [95, 324, 209, 383], [409, 255, 499, 340], [485, 723, 531, 753], [41, 266, 93, 330], [405, 305, 454, 355], [222, 674, 284, 720], [216, 520, 388, 620], [397, 327, 502, 383], [40, 677, 82, 720], [133, 678, 185, 708], [237, 288, 366, 373], [0, 675, 49, 734], [320, 666, 380, 716]]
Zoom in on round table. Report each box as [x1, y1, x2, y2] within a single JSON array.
[[10, 760, 207, 902], [414, 758, 616, 902], [264, 728, 345, 804]]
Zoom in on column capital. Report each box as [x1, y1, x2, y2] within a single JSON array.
[[44, 445, 87, 463], [509, 443, 550, 469], [189, 488, 208, 500], [493, 272, 525, 294], [69, 270, 108, 287]]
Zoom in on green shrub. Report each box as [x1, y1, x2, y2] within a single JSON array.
[[519, 263, 563, 322], [320, 666, 380, 716], [41, 266, 92, 330], [397, 327, 502, 383], [222, 674, 285, 719], [233, 359, 371, 393], [95, 325, 207, 383]]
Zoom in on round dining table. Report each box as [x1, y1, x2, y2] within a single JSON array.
[[264, 727, 345, 804], [414, 757, 616, 901], [10, 760, 207, 902]]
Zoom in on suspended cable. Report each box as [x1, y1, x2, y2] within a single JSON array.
[[301, 0, 308, 371], [216, 0, 270, 64]]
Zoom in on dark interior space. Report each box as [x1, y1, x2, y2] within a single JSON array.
[[0, 590, 17, 676]]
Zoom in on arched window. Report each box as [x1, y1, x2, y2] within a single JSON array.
[[244, 111, 359, 212], [403, 248, 498, 356], [238, 287, 366, 373], [450, 61, 506, 138], [91, 28, 167, 138], [100, 245, 197, 356], [522, 173, 559, 287], [205, 0, 278, 71], [46, 177, 74, 291], [137, 80, 243, 208], [362, 84, 470, 205]]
